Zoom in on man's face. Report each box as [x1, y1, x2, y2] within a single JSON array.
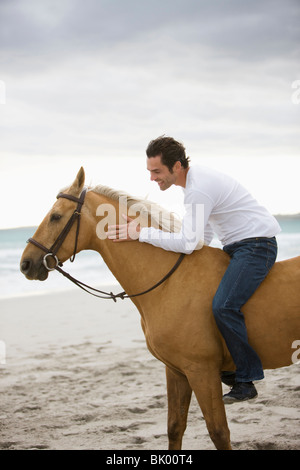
[[146, 155, 176, 191]]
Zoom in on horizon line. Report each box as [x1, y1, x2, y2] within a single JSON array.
[[1, 212, 300, 231]]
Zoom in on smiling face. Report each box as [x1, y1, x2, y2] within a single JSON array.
[[146, 155, 178, 191]]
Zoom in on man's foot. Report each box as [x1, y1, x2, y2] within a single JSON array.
[[223, 382, 258, 404], [221, 371, 236, 387]]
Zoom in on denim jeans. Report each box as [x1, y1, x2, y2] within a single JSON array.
[[212, 237, 278, 382]]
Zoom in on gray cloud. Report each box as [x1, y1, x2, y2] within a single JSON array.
[[2, 0, 299, 59], [0, 0, 299, 159]]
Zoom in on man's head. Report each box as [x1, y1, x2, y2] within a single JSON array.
[[146, 136, 190, 191], [146, 136, 190, 171]]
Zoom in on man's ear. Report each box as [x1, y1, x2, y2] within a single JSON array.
[[173, 160, 182, 172]]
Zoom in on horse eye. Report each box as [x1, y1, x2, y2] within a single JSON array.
[[50, 213, 62, 222]]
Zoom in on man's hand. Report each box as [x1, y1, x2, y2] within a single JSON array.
[[107, 214, 141, 242]]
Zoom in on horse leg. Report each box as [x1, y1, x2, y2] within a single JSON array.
[[166, 366, 192, 450], [187, 366, 231, 450]]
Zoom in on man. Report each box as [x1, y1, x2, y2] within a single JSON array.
[[107, 136, 281, 403]]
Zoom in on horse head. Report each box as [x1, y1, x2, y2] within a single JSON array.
[[20, 167, 90, 281]]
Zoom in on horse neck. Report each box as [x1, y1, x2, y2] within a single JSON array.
[[85, 191, 180, 298]]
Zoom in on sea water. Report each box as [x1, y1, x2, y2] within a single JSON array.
[[0, 226, 117, 298], [0, 216, 300, 298]]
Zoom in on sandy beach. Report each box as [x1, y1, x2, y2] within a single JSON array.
[[0, 286, 299, 451]]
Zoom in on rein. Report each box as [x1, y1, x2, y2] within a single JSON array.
[[27, 188, 185, 302]]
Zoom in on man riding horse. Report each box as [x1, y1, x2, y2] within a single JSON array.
[[107, 135, 281, 403]]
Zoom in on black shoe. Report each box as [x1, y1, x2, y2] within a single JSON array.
[[223, 382, 258, 404], [221, 371, 236, 387]]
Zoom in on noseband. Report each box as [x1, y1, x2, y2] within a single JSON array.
[[28, 188, 87, 271], [27, 187, 185, 301]]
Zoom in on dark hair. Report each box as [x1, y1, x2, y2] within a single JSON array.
[[146, 135, 190, 172]]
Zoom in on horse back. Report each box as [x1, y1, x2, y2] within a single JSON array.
[[244, 256, 300, 369]]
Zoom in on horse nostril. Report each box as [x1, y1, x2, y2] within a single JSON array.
[[21, 260, 31, 274]]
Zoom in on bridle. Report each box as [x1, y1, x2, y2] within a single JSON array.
[[28, 189, 87, 271], [27, 188, 185, 302]]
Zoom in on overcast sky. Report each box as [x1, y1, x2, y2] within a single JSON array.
[[1, 0, 300, 228]]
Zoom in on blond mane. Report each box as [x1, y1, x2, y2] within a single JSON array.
[[90, 184, 182, 233]]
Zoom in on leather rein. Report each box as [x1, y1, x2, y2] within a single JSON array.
[[27, 188, 185, 302]]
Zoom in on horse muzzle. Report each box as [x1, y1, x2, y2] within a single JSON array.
[[20, 256, 50, 281]]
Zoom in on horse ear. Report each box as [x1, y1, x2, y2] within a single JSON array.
[[68, 167, 85, 197]]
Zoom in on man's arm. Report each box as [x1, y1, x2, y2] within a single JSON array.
[[107, 191, 214, 254]]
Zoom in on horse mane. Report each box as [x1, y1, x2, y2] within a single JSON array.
[[90, 185, 182, 233]]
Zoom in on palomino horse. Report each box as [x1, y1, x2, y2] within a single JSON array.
[[20, 168, 300, 450]]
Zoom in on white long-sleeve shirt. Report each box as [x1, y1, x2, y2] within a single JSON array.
[[139, 165, 281, 254]]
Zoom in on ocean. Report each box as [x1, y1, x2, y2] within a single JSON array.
[[1, 216, 300, 299], [0, 226, 117, 298]]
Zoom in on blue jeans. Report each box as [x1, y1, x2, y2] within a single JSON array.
[[212, 237, 278, 382]]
